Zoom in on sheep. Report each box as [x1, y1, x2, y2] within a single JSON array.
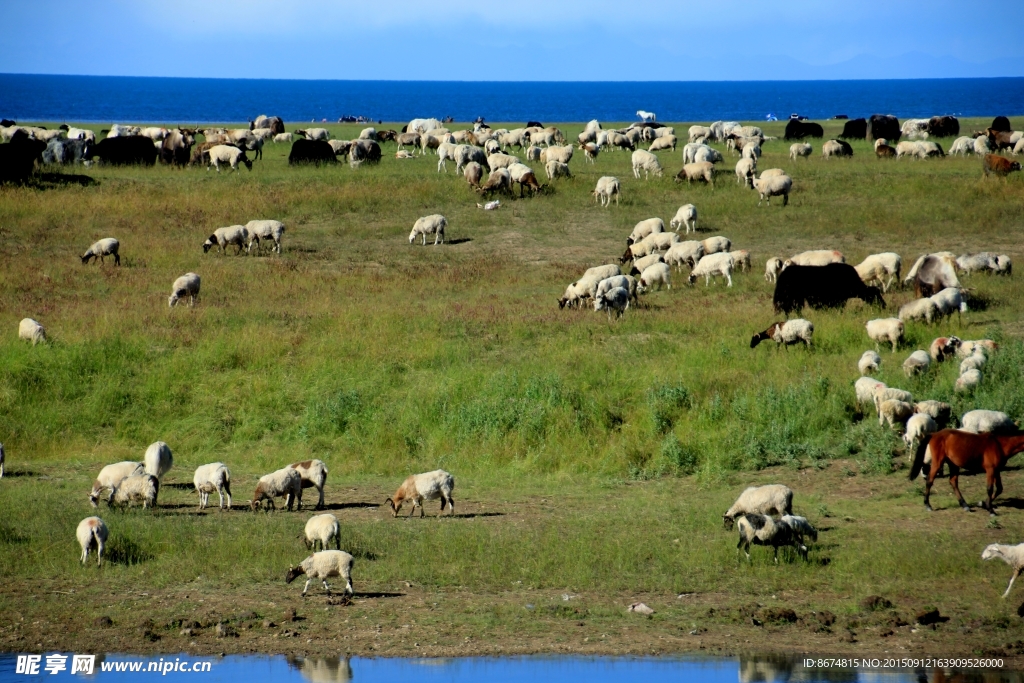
[[273, 133, 294, 144], [701, 236, 731, 255], [593, 176, 620, 206], [902, 413, 938, 450], [508, 163, 542, 197], [395, 132, 420, 151], [286, 550, 354, 597], [682, 143, 708, 165], [688, 252, 733, 287], [780, 515, 818, 546], [203, 225, 249, 254], [169, 273, 200, 308], [303, 513, 341, 552], [929, 335, 962, 361], [627, 217, 664, 245], [789, 143, 812, 160], [974, 136, 993, 156], [459, 160, 484, 188], [634, 231, 679, 256], [957, 340, 998, 358], [696, 146, 724, 164], [77, 517, 108, 567], [295, 128, 330, 141], [205, 144, 252, 172], [956, 253, 1000, 275], [453, 144, 487, 174], [822, 139, 853, 159], [66, 126, 96, 143], [879, 399, 914, 429], [855, 377, 886, 406], [409, 215, 447, 246], [193, 462, 232, 510], [484, 139, 500, 155], [89, 461, 145, 507], [663, 241, 704, 271], [636, 262, 672, 293], [752, 174, 792, 207], [736, 514, 808, 563], [873, 387, 913, 416], [735, 158, 756, 188], [595, 275, 638, 303], [1015, 138, 1024, 156], [144, 441, 173, 480], [859, 350, 881, 375], [479, 168, 512, 196], [949, 136, 975, 156], [764, 257, 783, 283], [688, 125, 712, 143], [18, 318, 46, 345], [788, 249, 844, 267], [327, 139, 352, 156], [898, 298, 939, 325], [385, 469, 455, 518], [749, 319, 813, 348], [594, 286, 631, 319], [289, 459, 329, 510], [930, 287, 968, 323], [649, 135, 677, 152], [732, 249, 751, 272], [722, 484, 793, 530], [245, 219, 286, 255], [903, 350, 931, 377], [955, 368, 982, 393], [865, 318, 904, 352], [540, 145, 573, 165], [628, 254, 663, 276], [81, 238, 120, 266], [358, 127, 376, 140], [669, 204, 697, 233], [251, 467, 303, 511], [959, 351, 987, 374], [675, 162, 715, 185], [110, 473, 160, 509], [740, 144, 761, 162], [545, 159, 571, 180], [961, 410, 1017, 434], [584, 264, 621, 280], [915, 400, 952, 427], [982, 543, 1024, 598], [854, 253, 901, 293], [580, 142, 599, 163], [631, 150, 663, 179]]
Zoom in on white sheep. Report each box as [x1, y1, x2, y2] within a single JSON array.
[[735, 157, 756, 188], [915, 400, 951, 427], [303, 513, 341, 551], [701, 236, 731, 255], [629, 255, 664, 278], [669, 204, 697, 233], [143, 441, 172, 480], [545, 159, 571, 180], [855, 377, 886, 406], [955, 368, 982, 393], [898, 298, 939, 325], [764, 257, 783, 283], [731, 249, 751, 272], [18, 318, 46, 345], [903, 413, 938, 449], [111, 473, 160, 509], [752, 174, 792, 207], [77, 516, 108, 567], [736, 514, 808, 562], [740, 144, 761, 161], [695, 146, 724, 164], [636, 261, 673, 292], [81, 238, 121, 266], [789, 143, 812, 160], [409, 214, 447, 245], [193, 462, 232, 510], [822, 140, 853, 159], [854, 253, 902, 293], [595, 275, 638, 303], [328, 139, 351, 156], [780, 515, 818, 546], [251, 467, 303, 511], [203, 225, 249, 254], [788, 249, 844, 266], [273, 133, 294, 144], [205, 145, 251, 172], [749, 319, 813, 348], [974, 136, 993, 156], [865, 318, 904, 352], [649, 135, 676, 152], [982, 544, 1024, 598], [540, 145, 573, 165], [688, 125, 712, 142], [631, 150, 663, 179], [959, 351, 986, 375], [245, 219, 286, 254], [1015, 138, 1024, 156], [961, 410, 1016, 434], [286, 549, 354, 597], [722, 485, 793, 529], [859, 350, 881, 376], [957, 340, 998, 358], [297, 127, 330, 141], [688, 252, 734, 287], [873, 387, 913, 416], [593, 176, 620, 206], [902, 350, 931, 377], [594, 286, 631, 319], [66, 127, 96, 143], [947, 136, 974, 156], [663, 241, 704, 271], [169, 272, 200, 308], [879, 399, 914, 429], [930, 287, 967, 323], [89, 461, 145, 507], [385, 469, 455, 517], [627, 218, 664, 245], [289, 459, 329, 510], [676, 161, 716, 185], [682, 143, 708, 165]]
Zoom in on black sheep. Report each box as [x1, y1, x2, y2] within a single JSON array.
[[773, 263, 885, 314], [288, 139, 337, 165], [84, 135, 158, 166], [839, 118, 867, 139], [784, 119, 824, 140]]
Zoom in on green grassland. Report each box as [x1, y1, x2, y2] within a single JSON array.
[[1, 117, 1024, 657]]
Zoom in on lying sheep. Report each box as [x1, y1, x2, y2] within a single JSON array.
[[273, 133, 294, 144], [858, 350, 881, 375], [955, 368, 982, 393], [675, 162, 715, 185], [736, 514, 808, 562], [286, 550, 354, 597], [193, 462, 232, 510], [169, 273, 200, 308], [929, 336, 962, 362], [749, 319, 813, 349], [879, 399, 914, 429], [723, 484, 793, 530], [664, 241, 704, 271], [898, 298, 939, 325], [593, 176, 620, 206], [627, 217, 664, 245], [19, 318, 46, 345], [251, 467, 303, 511], [385, 469, 455, 518], [594, 286, 630, 319], [961, 409, 1017, 434], [637, 262, 672, 292], [752, 174, 792, 207], [688, 252, 734, 287], [245, 219, 286, 254], [203, 225, 249, 254], [854, 253, 901, 293], [915, 400, 951, 427], [89, 461, 145, 507], [77, 516, 108, 567], [111, 473, 160, 509], [789, 143, 812, 160], [904, 413, 938, 449], [669, 204, 697, 233], [144, 441, 173, 480], [865, 318, 904, 352], [902, 350, 931, 377], [855, 377, 886, 406], [289, 459, 328, 510], [649, 135, 677, 152], [303, 513, 341, 552], [409, 214, 447, 245], [764, 257, 783, 283], [81, 238, 120, 266]]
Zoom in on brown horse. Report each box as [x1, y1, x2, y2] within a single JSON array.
[[910, 429, 1024, 514]]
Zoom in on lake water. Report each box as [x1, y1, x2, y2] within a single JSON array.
[[2, 74, 1023, 124], [0, 652, 1020, 682]]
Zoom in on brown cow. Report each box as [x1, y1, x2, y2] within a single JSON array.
[[984, 154, 1021, 177]]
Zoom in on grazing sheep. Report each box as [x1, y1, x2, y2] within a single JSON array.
[[289, 459, 328, 510], [955, 368, 982, 393], [736, 514, 808, 562], [982, 543, 1024, 598], [649, 135, 677, 152], [789, 250, 844, 267], [463, 161, 484, 187], [168, 272, 200, 308], [789, 143, 812, 160], [898, 298, 939, 325], [637, 262, 672, 293], [701, 236, 731, 255], [764, 257, 783, 283], [18, 318, 46, 345], [409, 215, 447, 245], [930, 287, 968, 323], [593, 176, 620, 206], [749, 319, 813, 348], [752, 174, 792, 207], [203, 225, 249, 254], [479, 168, 512, 196], [205, 144, 252, 172], [873, 387, 913, 416], [903, 413, 938, 450], [781, 515, 818, 547], [957, 340, 998, 358], [696, 146, 725, 164], [732, 249, 751, 272], [822, 139, 853, 159], [960, 351, 986, 375], [81, 238, 120, 266], [245, 219, 286, 255], [193, 462, 232, 510], [859, 350, 881, 375], [956, 253, 1001, 275], [111, 473, 160, 509], [669, 204, 697, 233], [915, 400, 952, 427], [580, 142, 599, 163], [385, 469, 455, 518], [740, 144, 761, 162], [949, 136, 975, 156], [273, 133, 294, 144], [929, 336, 962, 362], [143, 441, 173, 480], [879, 399, 914, 429], [286, 550, 354, 597], [663, 241, 705, 271], [594, 286, 630, 319], [595, 275, 638, 303], [961, 410, 1017, 434], [77, 517, 108, 567], [675, 161, 716, 185], [735, 158, 756, 188], [631, 150, 663, 179], [628, 254, 664, 277], [303, 513, 341, 552], [627, 217, 664, 245], [854, 253, 901, 293], [682, 143, 709, 164], [903, 350, 931, 377], [89, 461, 145, 507], [855, 377, 886, 406], [688, 252, 734, 287], [545, 159, 571, 180], [722, 484, 793, 530], [295, 127, 330, 141], [251, 467, 303, 511]]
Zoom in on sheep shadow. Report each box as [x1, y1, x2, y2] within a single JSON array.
[[994, 497, 1024, 510], [353, 591, 404, 599], [446, 238, 472, 245], [0, 469, 40, 478], [324, 502, 380, 511], [33, 172, 97, 188], [449, 512, 505, 519]]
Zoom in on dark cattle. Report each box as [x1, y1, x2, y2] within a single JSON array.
[[0, 132, 47, 183], [991, 116, 1011, 132], [349, 139, 381, 163], [983, 154, 1021, 178], [288, 139, 337, 165], [772, 263, 885, 314], [160, 129, 195, 166], [876, 144, 896, 158], [784, 119, 824, 140], [42, 138, 89, 165], [839, 118, 867, 139], [400, 125, 408, 133], [927, 116, 959, 138], [250, 115, 284, 135], [913, 254, 960, 298], [526, 121, 543, 128], [868, 115, 900, 142], [1, 119, 16, 127], [85, 135, 158, 165]]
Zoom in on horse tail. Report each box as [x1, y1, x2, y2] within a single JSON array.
[[910, 433, 933, 480]]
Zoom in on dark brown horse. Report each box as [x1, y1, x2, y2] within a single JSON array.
[[910, 429, 1024, 514]]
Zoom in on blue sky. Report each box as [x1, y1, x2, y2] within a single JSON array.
[[2, 0, 1022, 81]]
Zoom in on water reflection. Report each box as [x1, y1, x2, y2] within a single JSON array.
[[286, 655, 352, 683]]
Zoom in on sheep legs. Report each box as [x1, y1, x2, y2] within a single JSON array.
[[1002, 567, 1022, 598]]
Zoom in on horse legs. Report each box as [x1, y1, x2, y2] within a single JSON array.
[[948, 465, 970, 511], [987, 469, 1004, 515]]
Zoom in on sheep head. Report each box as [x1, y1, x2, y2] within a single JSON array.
[[384, 497, 400, 517], [285, 566, 305, 584]]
